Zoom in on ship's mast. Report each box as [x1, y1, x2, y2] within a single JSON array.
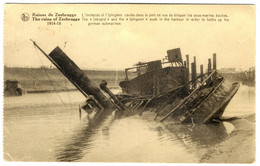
[[30, 39, 116, 109], [30, 39, 89, 98]]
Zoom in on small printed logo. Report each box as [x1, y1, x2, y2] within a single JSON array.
[[21, 13, 30, 22]]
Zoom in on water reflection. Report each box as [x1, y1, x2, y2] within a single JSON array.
[[140, 113, 233, 159], [223, 84, 255, 117], [55, 110, 116, 162], [78, 115, 199, 162], [3, 84, 255, 162], [163, 122, 230, 149]]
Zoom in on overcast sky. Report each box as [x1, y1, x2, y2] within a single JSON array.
[[4, 4, 255, 71]]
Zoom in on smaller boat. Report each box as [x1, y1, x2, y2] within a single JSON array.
[[4, 80, 23, 96]]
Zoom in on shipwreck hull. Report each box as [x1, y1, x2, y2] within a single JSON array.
[[180, 80, 240, 124], [121, 66, 188, 96], [31, 41, 240, 124], [156, 70, 240, 124]]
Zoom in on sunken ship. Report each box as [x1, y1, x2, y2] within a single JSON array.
[[31, 40, 240, 124]]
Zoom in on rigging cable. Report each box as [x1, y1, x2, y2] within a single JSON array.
[[64, 78, 73, 108], [33, 44, 65, 105], [62, 42, 73, 109], [62, 42, 74, 122]]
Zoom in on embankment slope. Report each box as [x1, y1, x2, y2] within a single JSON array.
[[201, 114, 255, 163]]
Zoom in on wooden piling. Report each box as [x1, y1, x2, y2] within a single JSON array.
[[193, 56, 197, 78], [186, 55, 189, 69], [191, 62, 197, 88], [200, 65, 204, 82], [186, 54, 189, 81], [208, 58, 212, 73], [213, 53, 217, 70]]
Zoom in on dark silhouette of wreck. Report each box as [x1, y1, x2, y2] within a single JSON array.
[[31, 40, 239, 124]]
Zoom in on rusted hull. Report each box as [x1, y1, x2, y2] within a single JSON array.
[[156, 71, 240, 124], [181, 80, 240, 124], [120, 67, 188, 96]]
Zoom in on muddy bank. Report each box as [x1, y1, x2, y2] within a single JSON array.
[[200, 113, 255, 163]]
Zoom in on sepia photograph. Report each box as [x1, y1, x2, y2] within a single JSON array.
[[3, 3, 256, 163]]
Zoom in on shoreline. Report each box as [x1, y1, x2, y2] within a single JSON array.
[[4, 67, 125, 95], [26, 88, 78, 94], [22, 86, 121, 94], [200, 113, 255, 163]]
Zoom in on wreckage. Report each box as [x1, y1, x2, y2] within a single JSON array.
[[4, 80, 23, 96], [31, 40, 239, 124]]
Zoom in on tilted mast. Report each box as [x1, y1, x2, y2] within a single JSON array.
[[30, 39, 115, 109]]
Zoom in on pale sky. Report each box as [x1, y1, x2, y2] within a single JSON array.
[[4, 4, 255, 70]]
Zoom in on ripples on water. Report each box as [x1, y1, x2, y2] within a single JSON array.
[[3, 84, 255, 162]]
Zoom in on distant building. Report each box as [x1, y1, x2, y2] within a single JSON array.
[[218, 68, 236, 73], [242, 67, 255, 86]]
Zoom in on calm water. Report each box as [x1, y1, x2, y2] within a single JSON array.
[[3, 84, 255, 162]]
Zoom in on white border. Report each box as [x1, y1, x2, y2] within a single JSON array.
[[0, 1, 258, 166]]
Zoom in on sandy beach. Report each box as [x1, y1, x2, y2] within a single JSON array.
[[200, 114, 255, 163]]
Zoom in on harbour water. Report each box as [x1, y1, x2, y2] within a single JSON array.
[[3, 84, 255, 162]]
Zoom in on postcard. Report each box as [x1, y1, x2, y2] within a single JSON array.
[[3, 4, 255, 163]]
